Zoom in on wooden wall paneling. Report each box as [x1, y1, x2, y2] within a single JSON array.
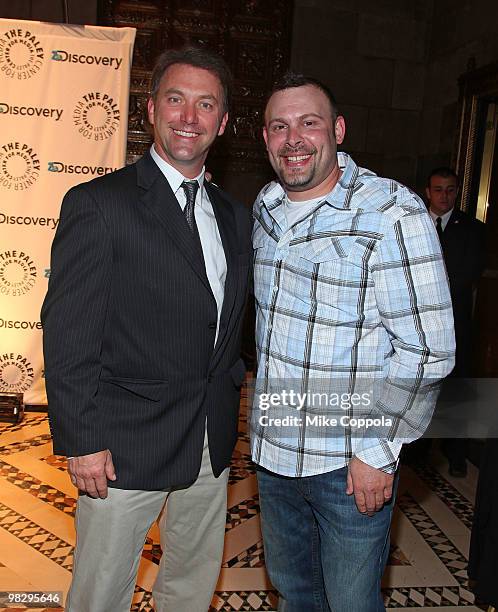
[[99, 0, 294, 203]]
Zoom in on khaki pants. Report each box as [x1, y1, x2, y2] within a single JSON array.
[[66, 433, 229, 612]]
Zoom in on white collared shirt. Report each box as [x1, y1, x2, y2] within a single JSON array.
[[150, 145, 227, 344], [429, 207, 453, 231]]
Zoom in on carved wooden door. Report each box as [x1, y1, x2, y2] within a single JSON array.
[[100, 0, 294, 204]]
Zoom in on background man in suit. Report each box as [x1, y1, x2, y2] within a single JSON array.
[[41, 47, 252, 612], [426, 167, 486, 476]]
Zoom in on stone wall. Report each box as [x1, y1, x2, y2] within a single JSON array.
[[291, 0, 498, 196], [417, 0, 498, 189], [291, 0, 433, 192]]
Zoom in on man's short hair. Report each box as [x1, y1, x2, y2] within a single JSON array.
[[150, 46, 233, 114], [427, 166, 459, 187], [267, 71, 339, 121]]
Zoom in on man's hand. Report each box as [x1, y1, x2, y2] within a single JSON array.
[[346, 456, 394, 516], [68, 450, 116, 499]]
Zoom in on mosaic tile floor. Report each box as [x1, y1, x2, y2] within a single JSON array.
[[0, 387, 486, 611]]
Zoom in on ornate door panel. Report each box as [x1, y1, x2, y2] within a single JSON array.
[[100, 0, 294, 204]]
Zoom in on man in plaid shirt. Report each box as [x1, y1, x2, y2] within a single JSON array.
[[251, 73, 455, 612]]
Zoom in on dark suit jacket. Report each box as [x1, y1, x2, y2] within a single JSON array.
[[41, 152, 252, 490], [440, 208, 485, 376], [469, 438, 498, 607]]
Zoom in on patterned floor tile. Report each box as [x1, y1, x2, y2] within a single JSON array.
[[388, 544, 412, 567], [226, 494, 260, 531], [210, 590, 278, 611], [383, 493, 475, 607], [0, 414, 48, 433], [411, 463, 475, 529], [130, 586, 154, 611], [0, 409, 485, 611], [0, 608, 64, 611], [224, 541, 266, 568], [141, 537, 162, 565], [0, 501, 73, 569], [39, 456, 67, 472], [0, 461, 76, 515], [0, 435, 53, 457], [229, 450, 256, 485]]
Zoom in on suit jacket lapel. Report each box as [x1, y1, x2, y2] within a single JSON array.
[[446, 209, 459, 231], [441, 209, 461, 254], [136, 153, 214, 297], [206, 182, 239, 358]]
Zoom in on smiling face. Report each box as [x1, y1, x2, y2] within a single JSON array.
[[147, 63, 228, 178], [426, 175, 459, 216], [263, 84, 346, 201]]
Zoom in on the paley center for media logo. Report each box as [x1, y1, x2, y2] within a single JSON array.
[[0, 27, 44, 79], [48, 160, 118, 176], [73, 91, 120, 141], [51, 49, 122, 70], [0, 142, 40, 190], [0, 352, 34, 393], [0, 101, 63, 122], [0, 249, 37, 297]]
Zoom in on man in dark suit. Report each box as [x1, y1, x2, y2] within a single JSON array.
[[426, 167, 486, 476], [41, 47, 252, 612]]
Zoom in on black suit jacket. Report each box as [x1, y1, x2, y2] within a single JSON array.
[[41, 152, 252, 490], [439, 208, 485, 375], [469, 438, 498, 607]]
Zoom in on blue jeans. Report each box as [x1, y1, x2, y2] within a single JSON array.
[[257, 466, 396, 612]]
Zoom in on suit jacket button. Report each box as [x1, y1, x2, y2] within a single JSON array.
[[208, 322, 216, 330], [207, 374, 213, 383]]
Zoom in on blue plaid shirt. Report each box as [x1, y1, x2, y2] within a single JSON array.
[[251, 153, 455, 477]]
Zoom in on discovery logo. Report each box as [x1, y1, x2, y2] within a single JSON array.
[[48, 161, 117, 176], [51, 49, 122, 70], [0, 101, 63, 121], [73, 91, 120, 142], [0, 212, 58, 230], [0, 27, 44, 79], [0, 318, 42, 330]]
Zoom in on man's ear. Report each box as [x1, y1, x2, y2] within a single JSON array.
[[334, 116, 346, 145], [218, 112, 229, 136], [263, 126, 268, 148], [147, 97, 155, 126]]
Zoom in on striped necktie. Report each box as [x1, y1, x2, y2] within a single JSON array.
[[181, 180, 199, 234]]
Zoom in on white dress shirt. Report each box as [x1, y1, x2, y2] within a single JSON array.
[[150, 145, 227, 345], [429, 207, 453, 231]]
